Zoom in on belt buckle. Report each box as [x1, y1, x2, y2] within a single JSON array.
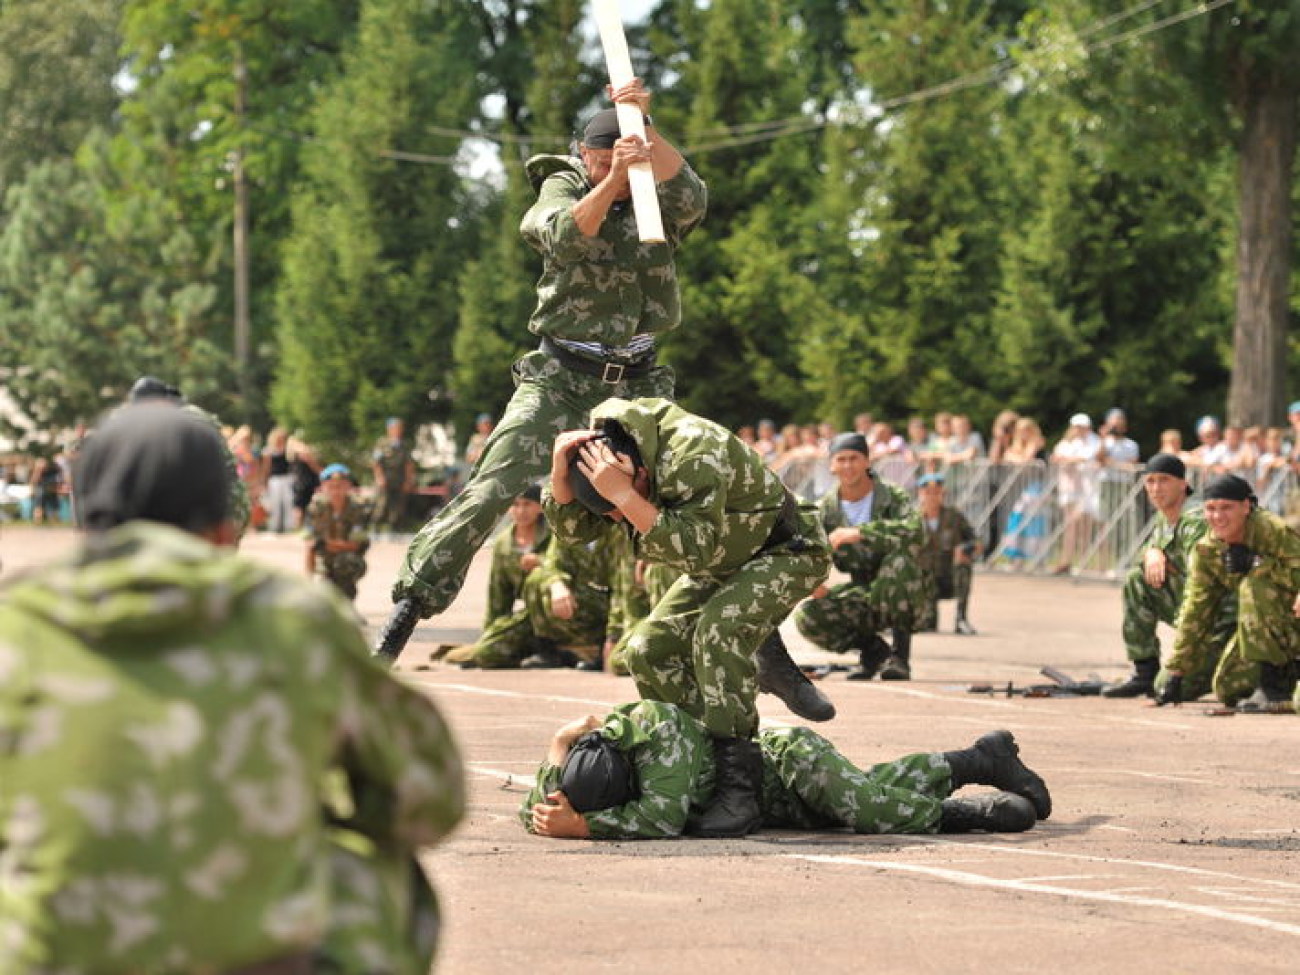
[[600, 361, 625, 384]]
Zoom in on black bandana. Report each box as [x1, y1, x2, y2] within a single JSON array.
[[828, 432, 870, 458], [1202, 474, 1255, 504], [581, 108, 622, 149], [560, 731, 638, 813]]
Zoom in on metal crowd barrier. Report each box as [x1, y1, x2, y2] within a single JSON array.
[[769, 453, 1300, 583]]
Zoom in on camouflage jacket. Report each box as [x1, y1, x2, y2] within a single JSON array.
[[485, 519, 551, 624], [817, 479, 922, 583], [532, 523, 617, 604], [371, 438, 412, 485], [1140, 502, 1208, 580], [519, 156, 707, 346], [545, 398, 813, 580], [521, 700, 714, 839], [918, 505, 977, 577], [0, 522, 464, 972], [1168, 508, 1300, 673], [302, 495, 371, 558]]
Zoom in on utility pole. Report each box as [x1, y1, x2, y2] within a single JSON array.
[[233, 42, 251, 412]]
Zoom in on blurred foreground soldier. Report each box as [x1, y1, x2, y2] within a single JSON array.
[[1157, 474, 1299, 711], [1102, 454, 1234, 699], [794, 433, 931, 680], [446, 520, 615, 670], [303, 463, 370, 600], [0, 405, 464, 973], [371, 416, 416, 534], [916, 472, 981, 635], [376, 78, 707, 663], [522, 701, 1050, 839], [125, 374, 251, 538], [547, 398, 835, 837]]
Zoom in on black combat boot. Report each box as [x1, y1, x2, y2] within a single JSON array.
[[688, 737, 765, 838], [878, 629, 912, 680], [1238, 661, 1294, 711], [846, 634, 892, 681], [374, 597, 423, 666], [756, 632, 836, 721], [943, 730, 1052, 819], [938, 791, 1036, 833], [1101, 657, 1159, 698]]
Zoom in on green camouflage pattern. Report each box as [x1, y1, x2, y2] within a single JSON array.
[[795, 478, 934, 654], [483, 519, 551, 626], [1168, 508, 1300, 707], [0, 522, 464, 972], [468, 530, 614, 668], [520, 156, 707, 345], [544, 399, 830, 737], [521, 701, 946, 839], [303, 494, 371, 600], [919, 505, 977, 616], [371, 437, 412, 531]]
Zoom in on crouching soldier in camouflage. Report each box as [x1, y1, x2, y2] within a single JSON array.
[[0, 405, 464, 974], [521, 701, 1051, 839], [304, 463, 371, 600], [448, 519, 616, 670], [1102, 454, 1235, 699], [1158, 473, 1300, 712], [794, 433, 932, 681], [546, 397, 836, 837]]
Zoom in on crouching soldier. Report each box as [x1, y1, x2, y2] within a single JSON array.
[[546, 397, 836, 838], [304, 463, 370, 599]]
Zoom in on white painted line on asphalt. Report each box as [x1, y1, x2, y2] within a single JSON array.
[[1097, 825, 1137, 833], [1250, 828, 1299, 834], [916, 838, 1300, 891], [470, 765, 537, 789], [1094, 715, 1197, 730], [1082, 768, 1214, 784], [411, 681, 622, 708], [1193, 888, 1300, 908], [789, 853, 1300, 936]]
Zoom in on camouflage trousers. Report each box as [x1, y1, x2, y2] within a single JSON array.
[[1121, 565, 1235, 671], [319, 552, 367, 601], [318, 832, 438, 975], [609, 563, 679, 676], [930, 563, 973, 618], [625, 537, 829, 738], [371, 487, 407, 533], [758, 728, 947, 833], [794, 554, 935, 655], [469, 575, 610, 668], [394, 350, 674, 614]]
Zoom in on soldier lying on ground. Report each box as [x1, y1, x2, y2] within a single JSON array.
[[0, 404, 464, 974], [521, 701, 1051, 839], [546, 397, 840, 838]]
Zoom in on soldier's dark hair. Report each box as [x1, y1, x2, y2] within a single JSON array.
[[567, 420, 644, 517]]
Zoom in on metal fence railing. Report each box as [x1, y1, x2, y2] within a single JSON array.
[[771, 454, 1300, 584]]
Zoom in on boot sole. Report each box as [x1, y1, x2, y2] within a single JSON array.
[[977, 731, 1052, 820]]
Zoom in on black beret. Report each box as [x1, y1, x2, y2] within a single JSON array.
[[828, 432, 871, 458], [560, 731, 638, 813]]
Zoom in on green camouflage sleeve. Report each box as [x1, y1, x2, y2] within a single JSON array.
[[485, 528, 523, 624], [637, 483, 726, 573], [858, 484, 923, 551], [1167, 541, 1231, 674], [542, 491, 610, 548], [657, 164, 708, 243], [519, 171, 590, 263]]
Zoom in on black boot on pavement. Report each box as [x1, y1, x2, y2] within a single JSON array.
[[879, 629, 912, 680], [943, 730, 1052, 819], [1237, 661, 1294, 711], [938, 791, 1036, 833], [1101, 657, 1159, 698], [688, 737, 765, 837], [374, 597, 423, 666], [756, 632, 836, 721], [846, 634, 891, 681]]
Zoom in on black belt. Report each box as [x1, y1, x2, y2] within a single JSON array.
[[540, 337, 655, 384]]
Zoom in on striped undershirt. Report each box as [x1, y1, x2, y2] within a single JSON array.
[[551, 334, 657, 362]]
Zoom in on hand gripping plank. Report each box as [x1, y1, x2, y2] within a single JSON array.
[[591, 0, 666, 243]]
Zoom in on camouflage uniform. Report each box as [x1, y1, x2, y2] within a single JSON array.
[[544, 398, 830, 738], [608, 553, 678, 677], [303, 493, 371, 600], [371, 437, 413, 532], [393, 157, 707, 616], [483, 518, 551, 627], [1122, 504, 1235, 699], [0, 522, 464, 972], [520, 700, 947, 838], [795, 477, 934, 655], [918, 505, 977, 622], [467, 529, 615, 669], [1167, 508, 1300, 708]]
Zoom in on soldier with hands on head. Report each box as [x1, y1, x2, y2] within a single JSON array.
[[303, 463, 370, 601], [915, 471, 981, 635], [376, 77, 708, 663], [0, 404, 464, 974], [546, 397, 835, 837], [522, 701, 1051, 840], [1102, 454, 1235, 699], [1157, 473, 1300, 711], [794, 433, 932, 681]]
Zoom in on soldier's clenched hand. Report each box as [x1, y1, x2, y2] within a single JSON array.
[[532, 791, 591, 838], [1143, 548, 1168, 588], [578, 439, 637, 505]]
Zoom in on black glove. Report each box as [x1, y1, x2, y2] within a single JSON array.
[[1154, 674, 1183, 707], [1223, 543, 1256, 575]]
